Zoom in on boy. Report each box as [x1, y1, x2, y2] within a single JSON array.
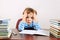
[[18, 7, 41, 31]]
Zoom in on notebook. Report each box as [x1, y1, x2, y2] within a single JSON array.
[[19, 30, 49, 36]]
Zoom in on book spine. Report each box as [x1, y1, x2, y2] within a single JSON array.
[[50, 26, 60, 31], [50, 28, 60, 35], [50, 30, 60, 38], [50, 24, 60, 30], [50, 19, 60, 23]]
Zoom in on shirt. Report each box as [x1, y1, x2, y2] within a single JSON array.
[[18, 21, 41, 31]]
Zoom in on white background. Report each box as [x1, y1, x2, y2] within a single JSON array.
[[0, 0, 60, 29]]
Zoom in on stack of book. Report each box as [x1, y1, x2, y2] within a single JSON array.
[[50, 19, 60, 38], [0, 19, 11, 38]]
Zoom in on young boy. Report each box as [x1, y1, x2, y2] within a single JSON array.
[[18, 7, 41, 31]]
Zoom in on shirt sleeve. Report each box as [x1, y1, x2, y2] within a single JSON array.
[[33, 21, 41, 30], [18, 21, 25, 31]]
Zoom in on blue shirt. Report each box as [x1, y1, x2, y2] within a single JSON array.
[[18, 21, 41, 31]]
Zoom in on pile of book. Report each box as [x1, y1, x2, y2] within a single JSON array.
[[50, 19, 60, 38], [0, 19, 11, 38]]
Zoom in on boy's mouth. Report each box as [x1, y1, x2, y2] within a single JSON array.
[[27, 21, 31, 23], [28, 20, 31, 21]]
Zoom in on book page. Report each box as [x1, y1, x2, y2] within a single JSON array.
[[35, 30, 49, 36], [19, 30, 49, 36], [19, 30, 36, 34]]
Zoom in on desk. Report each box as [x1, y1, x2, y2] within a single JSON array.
[[10, 29, 49, 40], [0, 29, 60, 40]]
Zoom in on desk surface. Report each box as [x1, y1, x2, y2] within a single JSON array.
[[0, 29, 60, 40], [11, 29, 49, 40]]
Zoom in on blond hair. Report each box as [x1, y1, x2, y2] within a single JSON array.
[[23, 8, 37, 15]]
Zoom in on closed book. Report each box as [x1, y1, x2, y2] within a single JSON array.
[[50, 33, 60, 40], [0, 32, 8, 36], [50, 22, 60, 26], [50, 26, 60, 32], [50, 24, 60, 30], [50, 31, 60, 38], [50, 19, 60, 23], [0, 26, 8, 29], [50, 28, 60, 35], [50, 19, 60, 26]]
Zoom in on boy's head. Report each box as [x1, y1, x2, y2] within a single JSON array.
[[23, 8, 37, 24]]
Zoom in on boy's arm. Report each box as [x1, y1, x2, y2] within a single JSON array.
[[33, 13, 38, 22], [22, 12, 27, 22], [18, 21, 25, 31], [33, 22, 41, 30]]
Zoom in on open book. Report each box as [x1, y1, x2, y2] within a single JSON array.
[[19, 30, 49, 36]]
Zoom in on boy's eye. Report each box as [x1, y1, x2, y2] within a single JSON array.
[[31, 17, 34, 19], [26, 16, 34, 19], [26, 16, 29, 18]]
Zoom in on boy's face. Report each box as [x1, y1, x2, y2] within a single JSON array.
[[26, 12, 34, 24]]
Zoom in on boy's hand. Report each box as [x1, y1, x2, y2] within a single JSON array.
[[23, 13, 27, 18], [22, 11, 27, 22], [34, 13, 38, 23]]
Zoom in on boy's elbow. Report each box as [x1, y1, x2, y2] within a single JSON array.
[[36, 26, 41, 30], [18, 27, 20, 31], [18, 28, 23, 31]]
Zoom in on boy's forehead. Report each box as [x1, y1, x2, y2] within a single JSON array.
[[27, 14, 33, 17], [28, 13, 34, 16], [29, 12, 34, 15]]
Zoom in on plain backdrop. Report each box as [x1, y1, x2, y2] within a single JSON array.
[[0, 0, 60, 29]]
